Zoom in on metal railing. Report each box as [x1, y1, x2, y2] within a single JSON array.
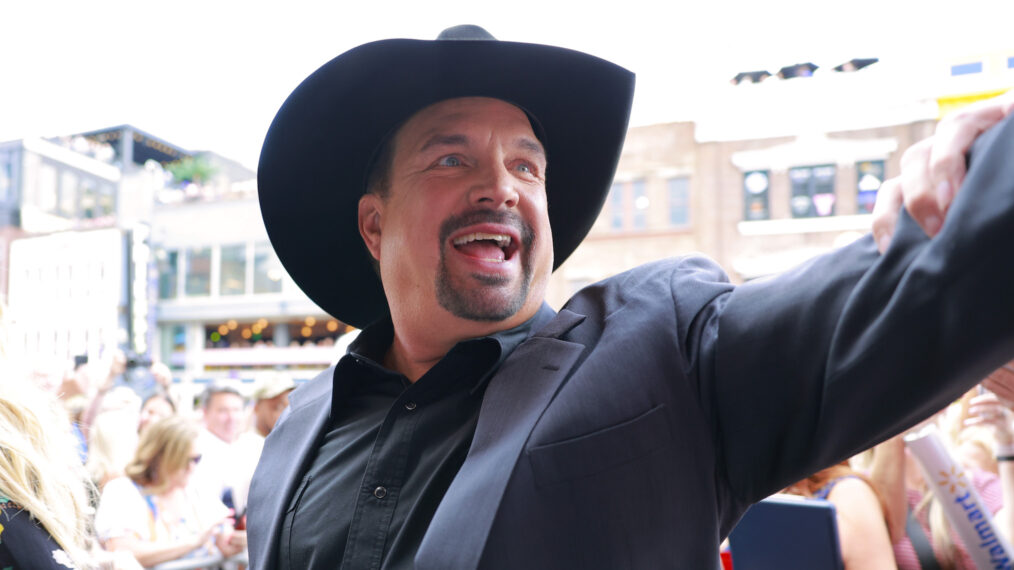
[[147, 550, 247, 570]]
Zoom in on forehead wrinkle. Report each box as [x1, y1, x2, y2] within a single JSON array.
[[417, 132, 471, 153]]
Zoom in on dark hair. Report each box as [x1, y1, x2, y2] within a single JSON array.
[[364, 127, 399, 198], [142, 389, 176, 413]]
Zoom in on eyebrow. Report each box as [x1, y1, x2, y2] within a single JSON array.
[[516, 137, 546, 161], [419, 133, 470, 153], [417, 133, 546, 161]]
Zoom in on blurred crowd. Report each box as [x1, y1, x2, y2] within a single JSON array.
[[0, 348, 296, 569], [6, 348, 1014, 569], [772, 360, 1014, 570]]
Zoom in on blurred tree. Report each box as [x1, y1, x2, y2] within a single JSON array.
[[166, 155, 217, 185]]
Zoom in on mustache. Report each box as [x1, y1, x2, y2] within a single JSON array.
[[439, 209, 535, 249]]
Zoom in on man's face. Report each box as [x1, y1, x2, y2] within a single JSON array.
[[254, 390, 292, 436], [203, 392, 245, 443], [360, 97, 553, 330], [138, 396, 174, 433]]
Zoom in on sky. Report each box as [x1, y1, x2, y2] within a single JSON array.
[[2, 0, 1012, 170]]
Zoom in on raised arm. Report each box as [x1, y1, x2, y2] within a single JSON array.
[[709, 112, 1014, 503], [869, 434, 909, 545]]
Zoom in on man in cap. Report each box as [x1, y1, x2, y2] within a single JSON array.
[[249, 25, 1014, 568], [250, 374, 297, 439]]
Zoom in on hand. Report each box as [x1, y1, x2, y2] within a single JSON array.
[[217, 529, 247, 557], [194, 518, 226, 551], [58, 368, 86, 399], [872, 89, 1014, 252], [966, 390, 1014, 445], [99, 349, 126, 393]]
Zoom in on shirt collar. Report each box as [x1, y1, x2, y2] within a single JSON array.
[[335, 303, 557, 397]]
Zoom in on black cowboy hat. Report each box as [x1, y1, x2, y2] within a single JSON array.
[[258, 25, 635, 329]]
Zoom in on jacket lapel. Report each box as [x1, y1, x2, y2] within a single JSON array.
[[247, 369, 333, 569], [415, 310, 587, 569]]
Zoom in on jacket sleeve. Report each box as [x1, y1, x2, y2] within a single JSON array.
[[705, 114, 1014, 505]]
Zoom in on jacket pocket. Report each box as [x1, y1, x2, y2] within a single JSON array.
[[278, 474, 313, 567], [528, 404, 671, 487]]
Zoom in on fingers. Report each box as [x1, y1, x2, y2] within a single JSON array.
[[894, 89, 1014, 239], [899, 138, 941, 238], [871, 176, 903, 253], [930, 90, 1014, 214], [965, 397, 1011, 432]]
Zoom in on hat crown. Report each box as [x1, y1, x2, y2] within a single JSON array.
[[437, 25, 497, 41]]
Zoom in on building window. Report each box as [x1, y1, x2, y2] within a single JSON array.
[[97, 184, 115, 217], [169, 325, 185, 370], [156, 249, 178, 299], [1008, 56, 1014, 69], [789, 165, 836, 218], [951, 61, 983, 76], [743, 170, 770, 221], [608, 183, 624, 230], [38, 163, 58, 212], [184, 247, 211, 296], [856, 160, 885, 214], [631, 180, 648, 229], [59, 170, 78, 217], [608, 180, 649, 231], [667, 177, 690, 227], [220, 244, 246, 296], [80, 180, 97, 218], [253, 243, 283, 294], [0, 151, 12, 202]]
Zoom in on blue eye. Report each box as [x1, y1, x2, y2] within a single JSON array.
[[438, 155, 462, 167]]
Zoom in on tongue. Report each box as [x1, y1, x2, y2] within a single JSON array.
[[455, 240, 505, 262]]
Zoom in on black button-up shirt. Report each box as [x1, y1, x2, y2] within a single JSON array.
[[277, 308, 549, 569]]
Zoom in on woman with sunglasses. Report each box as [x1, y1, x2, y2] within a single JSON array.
[[94, 415, 244, 567]]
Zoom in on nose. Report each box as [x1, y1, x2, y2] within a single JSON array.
[[469, 160, 519, 209]]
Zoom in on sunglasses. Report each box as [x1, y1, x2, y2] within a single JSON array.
[[189, 454, 203, 465]]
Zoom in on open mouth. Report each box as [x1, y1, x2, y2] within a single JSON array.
[[452, 232, 519, 263]]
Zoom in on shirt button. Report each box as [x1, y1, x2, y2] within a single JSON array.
[[373, 486, 388, 499], [404, 401, 417, 411]]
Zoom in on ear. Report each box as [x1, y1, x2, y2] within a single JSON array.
[[358, 194, 384, 262]]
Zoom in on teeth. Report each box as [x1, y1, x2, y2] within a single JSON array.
[[452, 232, 512, 247]]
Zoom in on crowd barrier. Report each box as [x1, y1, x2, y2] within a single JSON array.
[[147, 551, 247, 570]]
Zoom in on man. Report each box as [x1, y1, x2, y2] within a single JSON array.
[[192, 384, 259, 518], [249, 25, 1014, 568], [250, 374, 296, 438]]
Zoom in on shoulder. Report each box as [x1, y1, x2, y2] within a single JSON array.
[[286, 365, 335, 410], [826, 475, 876, 500], [565, 255, 733, 318], [0, 501, 73, 570], [826, 476, 882, 514], [98, 476, 144, 506]]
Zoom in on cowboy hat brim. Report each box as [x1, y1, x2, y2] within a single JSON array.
[[258, 33, 635, 329]]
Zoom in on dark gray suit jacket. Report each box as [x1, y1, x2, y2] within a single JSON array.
[[248, 116, 1014, 569]]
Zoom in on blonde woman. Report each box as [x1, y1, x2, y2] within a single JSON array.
[[0, 376, 93, 568], [871, 367, 1014, 570], [85, 387, 142, 493], [94, 415, 245, 567]]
